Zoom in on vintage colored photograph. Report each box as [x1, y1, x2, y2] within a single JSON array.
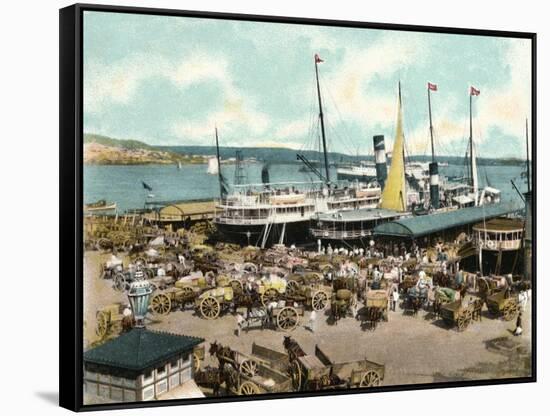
[[81, 10, 533, 405]]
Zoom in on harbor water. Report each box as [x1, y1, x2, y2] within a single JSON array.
[[84, 163, 528, 212]]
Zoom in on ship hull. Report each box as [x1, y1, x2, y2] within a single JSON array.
[[461, 248, 524, 276], [336, 171, 376, 182], [213, 220, 312, 247]]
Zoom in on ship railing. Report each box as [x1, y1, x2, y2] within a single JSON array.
[[476, 239, 522, 251], [310, 227, 372, 239]]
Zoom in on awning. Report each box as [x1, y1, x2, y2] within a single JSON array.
[[373, 202, 523, 238]]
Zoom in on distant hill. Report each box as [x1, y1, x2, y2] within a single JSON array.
[[84, 133, 154, 150], [82, 134, 528, 167], [158, 145, 528, 167], [83, 133, 206, 165]]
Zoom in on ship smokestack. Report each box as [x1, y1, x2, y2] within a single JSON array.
[[429, 162, 439, 209], [373, 135, 387, 189]]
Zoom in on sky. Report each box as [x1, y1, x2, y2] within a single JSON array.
[[83, 11, 532, 158]]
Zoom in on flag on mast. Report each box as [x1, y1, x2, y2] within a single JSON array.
[[470, 86, 480, 96], [428, 82, 438, 91], [314, 53, 324, 63]]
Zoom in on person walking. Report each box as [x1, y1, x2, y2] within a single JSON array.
[[308, 310, 317, 333], [514, 311, 523, 336], [236, 313, 244, 336], [391, 287, 399, 312]]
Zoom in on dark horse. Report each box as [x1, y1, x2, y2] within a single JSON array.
[[209, 341, 237, 371], [194, 366, 225, 396], [283, 336, 306, 361]]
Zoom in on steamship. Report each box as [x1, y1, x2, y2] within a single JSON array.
[[213, 54, 382, 247], [310, 82, 502, 244]]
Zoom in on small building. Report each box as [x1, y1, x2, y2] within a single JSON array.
[[83, 328, 204, 403], [473, 217, 524, 252]]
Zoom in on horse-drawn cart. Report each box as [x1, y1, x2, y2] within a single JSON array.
[[440, 300, 475, 331], [95, 303, 132, 339], [363, 289, 389, 329], [239, 302, 305, 332], [486, 289, 519, 321], [283, 337, 384, 391], [209, 342, 292, 395]]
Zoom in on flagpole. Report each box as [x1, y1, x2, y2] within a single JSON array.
[[428, 86, 435, 163], [314, 55, 330, 184], [469, 91, 474, 188]]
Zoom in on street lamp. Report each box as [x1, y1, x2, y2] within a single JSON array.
[[127, 270, 153, 328]]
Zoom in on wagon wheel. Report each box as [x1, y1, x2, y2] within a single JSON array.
[[360, 370, 381, 387], [239, 381, 260, 395], [502, 301, 518, 321], [134, 256, 147, 267], [193, 352, 201, 373], [239, 360, 259, 377], [112, 273, 127, 292], [261, 288, 279, 307], [97, 238, 112, 251], [151, 293, 171, 315], [457, 309, 472, 331], [200, 296, 220, 320], [276, 306, 299, 332], [95, 311, 108, 338], [229, 279, 243, 293], [286, 280, 300, 296], [312, 290, 329, 311], [290, 360, 303, 390]]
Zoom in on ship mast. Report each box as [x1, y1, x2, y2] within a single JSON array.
[[314, 54, 330, 184], [427, 82, 439, 209], [469, 88, 479, 205], [215, 127, 225, 200]]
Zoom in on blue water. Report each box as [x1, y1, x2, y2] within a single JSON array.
[[83, 163, 528, 212]]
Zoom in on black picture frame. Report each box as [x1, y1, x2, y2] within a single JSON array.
[[60, 3, 537, 412]]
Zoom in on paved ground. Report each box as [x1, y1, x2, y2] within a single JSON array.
[[84, 251, 532, 390]]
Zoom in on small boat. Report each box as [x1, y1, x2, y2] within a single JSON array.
[[84, 199, 117, 212]]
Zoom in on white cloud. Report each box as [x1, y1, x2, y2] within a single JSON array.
[[476, 39, 531, 148]]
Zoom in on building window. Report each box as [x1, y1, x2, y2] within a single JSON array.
[[157, 365, 166, 377], [156, 379, 168, 395], [143, 370, 153, 385], [142, 385, 155, 401]]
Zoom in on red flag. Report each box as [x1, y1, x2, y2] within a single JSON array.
[[314, 53, 324, 63], [470, 86, 480, 96], [428, 82, 438, 91]]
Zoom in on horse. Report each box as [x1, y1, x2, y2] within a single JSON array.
[[194, 365, 225, 396], [209, 341, 236, 371], [283, 336, 306, 361]]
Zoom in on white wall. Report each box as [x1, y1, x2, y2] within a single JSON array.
[[0, 0, 547, 415]]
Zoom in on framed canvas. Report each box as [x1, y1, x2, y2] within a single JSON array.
[[59, 3, 536, 411]]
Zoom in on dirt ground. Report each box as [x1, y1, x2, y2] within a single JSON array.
[[84, 251, 532, 389]]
